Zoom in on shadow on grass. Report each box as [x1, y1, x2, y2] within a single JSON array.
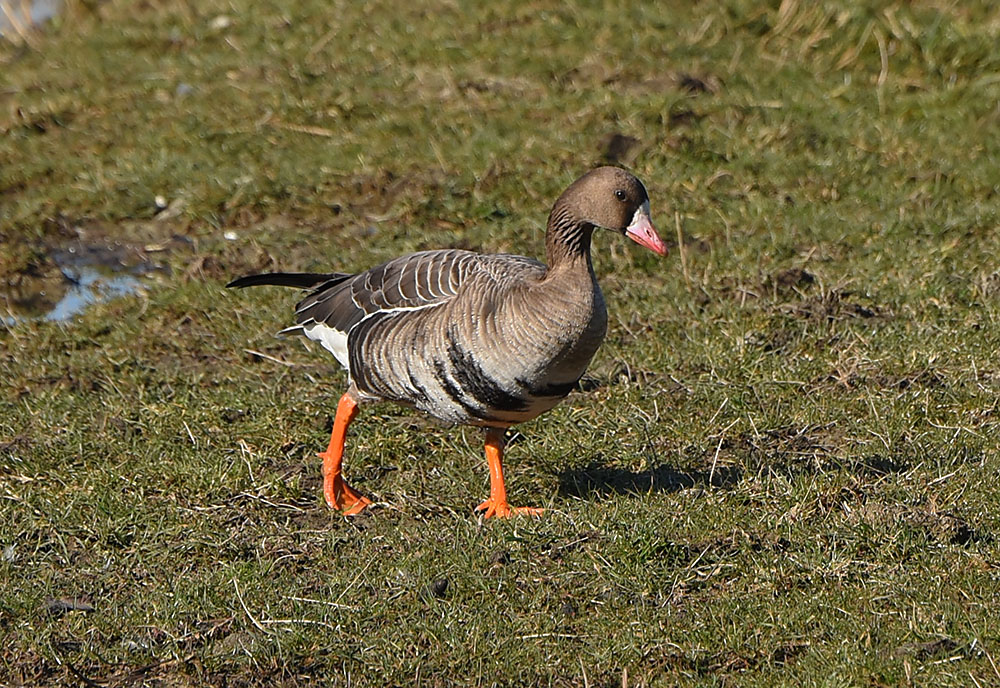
[[558, 461, 742, 497]]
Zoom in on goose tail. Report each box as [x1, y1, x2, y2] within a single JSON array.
[[226, 272, 348, 289]]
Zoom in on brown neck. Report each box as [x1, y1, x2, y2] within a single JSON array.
[[545, 200, 595, 268]]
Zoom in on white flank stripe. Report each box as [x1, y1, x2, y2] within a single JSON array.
[[301, 299, 450, 371], [354, 300, 448, 325], [303, 323, 350, 369]]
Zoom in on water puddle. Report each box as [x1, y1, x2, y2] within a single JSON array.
[[2, 234, 182, 325], [0, 0, 61, 38], [38, 268, 145, 322]]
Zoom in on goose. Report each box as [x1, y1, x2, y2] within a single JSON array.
[[227, 166, 667, 518]]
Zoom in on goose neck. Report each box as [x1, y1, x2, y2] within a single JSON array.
[[545, 203, 595, 268]]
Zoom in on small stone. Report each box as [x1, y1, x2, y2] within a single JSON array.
[[220, 408, 245, 424], [430, 578, 449, 597], [420, 577, 449, 601]]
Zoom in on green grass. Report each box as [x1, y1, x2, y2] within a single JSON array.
[[3, 0, 1000, 685]]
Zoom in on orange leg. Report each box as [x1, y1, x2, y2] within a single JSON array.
[[317, 392, 371, 515], [475, 428, 544, 519]]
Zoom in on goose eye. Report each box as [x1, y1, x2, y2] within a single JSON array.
[[614, 189, 627, 201]]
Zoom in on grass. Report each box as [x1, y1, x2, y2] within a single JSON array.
[[3, 0, 1000, 685]]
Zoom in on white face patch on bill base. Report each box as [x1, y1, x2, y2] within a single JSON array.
[[624, 201, 669, 256]]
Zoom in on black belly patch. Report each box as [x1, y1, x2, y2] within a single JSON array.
[[445, 328, 529, 412], [522, 378, 579, 398], [432, 357, 493, 420]]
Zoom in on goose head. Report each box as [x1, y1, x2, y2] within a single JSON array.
[[557, 166, 668, 256]]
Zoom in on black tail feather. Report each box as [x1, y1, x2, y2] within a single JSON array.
[[226, 272, 348, 289]]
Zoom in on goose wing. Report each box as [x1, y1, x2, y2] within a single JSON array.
[[294, 249, 545, 368], [295, 249, 486, 331]]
